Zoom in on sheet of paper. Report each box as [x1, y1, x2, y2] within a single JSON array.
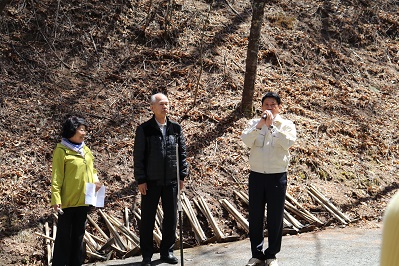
[[85, 183, 106, 207]]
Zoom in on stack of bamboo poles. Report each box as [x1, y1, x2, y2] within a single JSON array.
[[230, 187, 349, 235], [36, 208, 141, 265], [36, 185, 351, 265], [307, 185, 352, 225]]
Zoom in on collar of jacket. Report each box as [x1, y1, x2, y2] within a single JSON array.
[[151, 115, 170, 128], [150, 115, 177, 135]]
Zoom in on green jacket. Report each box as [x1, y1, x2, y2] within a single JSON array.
[[51, 143, 98, 208]]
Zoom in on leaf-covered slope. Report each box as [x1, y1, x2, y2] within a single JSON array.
[[0, 0, 398, 264]]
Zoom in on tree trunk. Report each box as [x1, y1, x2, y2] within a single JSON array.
[[0, 0, 12, 14], [241, 0, 266, 117]]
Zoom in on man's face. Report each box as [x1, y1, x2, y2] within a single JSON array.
[[151, 94, 169, 118], [262, 97, 281, 116]]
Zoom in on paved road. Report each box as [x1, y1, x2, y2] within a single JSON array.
[[86, 225, 382, 266]]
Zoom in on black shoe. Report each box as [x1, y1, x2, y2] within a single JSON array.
[[141, 258, 151, 266], [160, 254, 178, 264]]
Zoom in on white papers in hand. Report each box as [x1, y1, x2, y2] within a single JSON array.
[[85, 183, 106, 207]]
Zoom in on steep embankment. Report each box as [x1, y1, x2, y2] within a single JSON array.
[[0, 0, 398, 264]]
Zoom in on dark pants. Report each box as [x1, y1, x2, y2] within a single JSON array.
[[248, 171, 287, 260], [52, 206, 89, 266], [140, 184, 178, 260]]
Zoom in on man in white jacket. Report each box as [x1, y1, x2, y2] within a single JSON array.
[[241, 92, 296, 266]]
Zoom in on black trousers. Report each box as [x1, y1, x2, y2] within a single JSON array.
[[248, 171, 287, 260], [140, 184, 178, 260], [52, 206, 89, 266]]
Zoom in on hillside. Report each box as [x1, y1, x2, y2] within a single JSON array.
[[1, 0, 398, 264]]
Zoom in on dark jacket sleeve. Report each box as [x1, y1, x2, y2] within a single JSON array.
[[133, 125, 147, 184]]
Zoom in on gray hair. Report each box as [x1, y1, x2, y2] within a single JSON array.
[[150, 93, 167, 104]]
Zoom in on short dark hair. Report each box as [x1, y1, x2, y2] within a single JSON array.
[[261, 92, 281, 105], [61, 116, 87, 139]]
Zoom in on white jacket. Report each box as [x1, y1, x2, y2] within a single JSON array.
[[241, 114, 296, 174]]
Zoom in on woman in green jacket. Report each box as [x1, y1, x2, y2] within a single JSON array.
[[51, 116, 101, 266]]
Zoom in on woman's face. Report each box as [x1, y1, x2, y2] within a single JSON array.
[[69, 125, 86, 143]]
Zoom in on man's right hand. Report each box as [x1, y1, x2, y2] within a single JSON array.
[[138, 183, 148, 195]]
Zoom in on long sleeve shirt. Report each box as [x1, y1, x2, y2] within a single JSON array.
[[241, 114, 296, 174], [51, 143, 98, 208]]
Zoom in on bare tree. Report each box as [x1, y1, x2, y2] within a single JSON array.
[[0, 0, 12, 14], [241, 0, 266, 117]]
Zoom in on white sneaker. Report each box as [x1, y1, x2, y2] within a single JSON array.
[[246, 257, 265, 266], [266, 258, 278, 266]]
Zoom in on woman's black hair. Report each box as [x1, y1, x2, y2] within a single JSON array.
[[61, 116, 87, 139], [261, 92, 281, 105]]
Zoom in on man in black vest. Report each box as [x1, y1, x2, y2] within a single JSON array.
[[134, 93, 189, 266]]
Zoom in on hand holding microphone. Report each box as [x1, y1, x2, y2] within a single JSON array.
[[257, 110, 273, 129]]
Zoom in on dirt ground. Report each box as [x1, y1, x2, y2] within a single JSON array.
[[0, 0, 398, 265]]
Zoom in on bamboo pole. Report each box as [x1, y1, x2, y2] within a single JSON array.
[[124, 207, 132, 249], [286, 193, 324, 225], [87, 215, 109, 240], [34, 232, 55, 242], [284, 200, 323, 226], [90, 233, 107, 245], [51, 223, 57, 258], [308, 185, 351, 223], [234, 190, 249, 205], [181, 193, 207, 243], [84, 232, 99, 252], [194, 196, 225, 241], [307, 188, 348, 225], [44, 222, 51, 266], [99, 210, 127, 251], [284, 210, 303, 230], [87, 250, 107, 260], [219, 199, 249, 232], [107, 213, 140, 247]]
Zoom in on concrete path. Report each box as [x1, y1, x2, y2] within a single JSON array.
[[86, 225, 382, 266]]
